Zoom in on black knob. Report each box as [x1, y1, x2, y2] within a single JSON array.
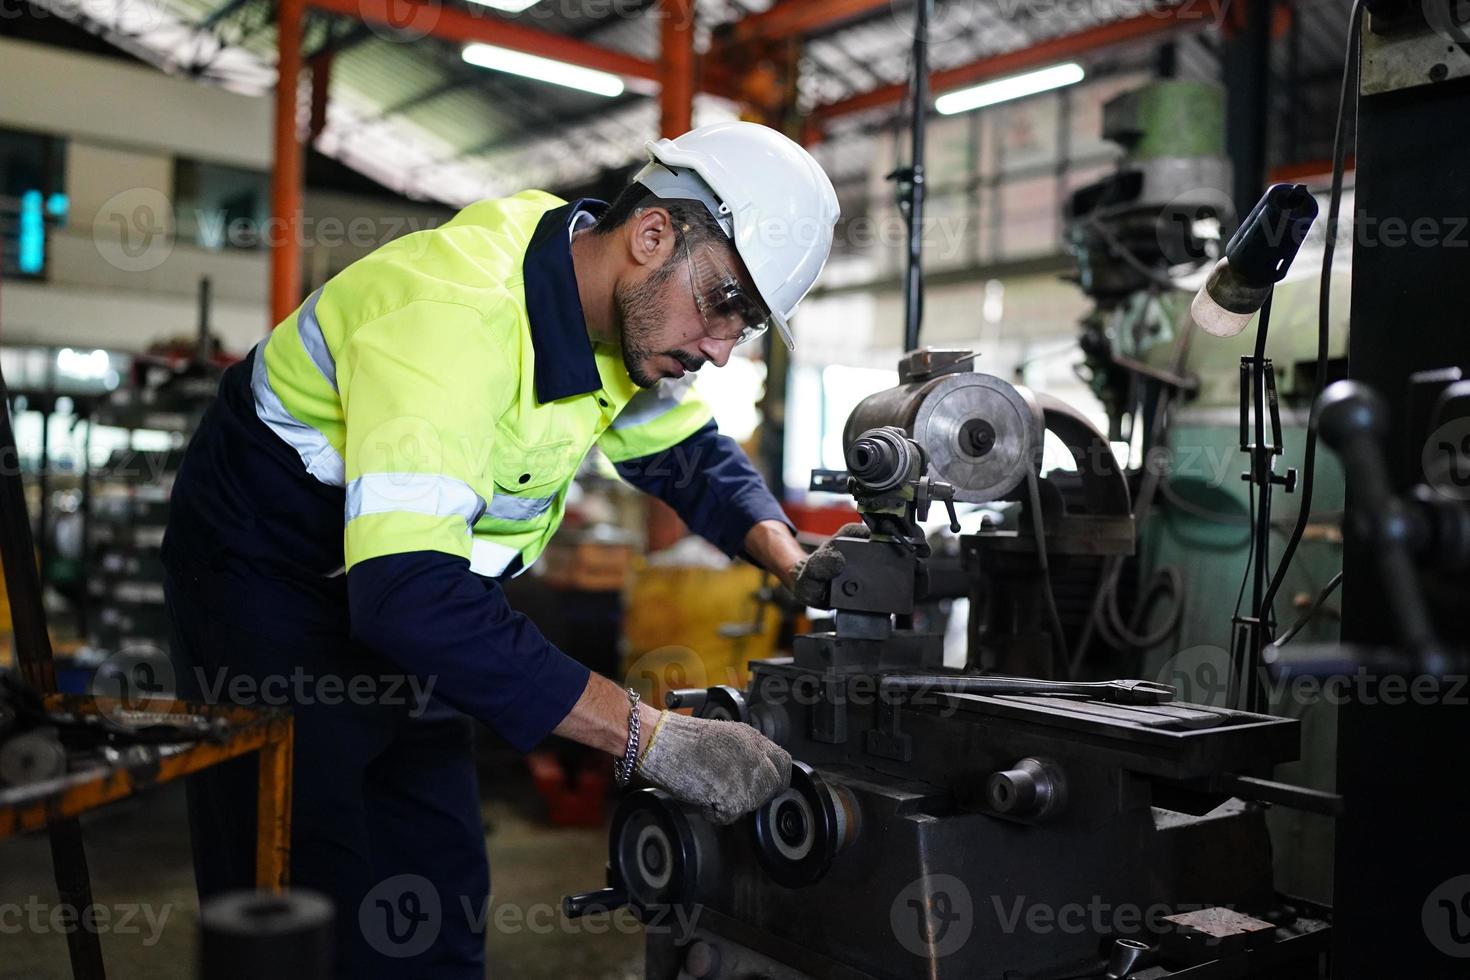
[[561, 887, 628, 920], [1316, 380, 1388, 451]]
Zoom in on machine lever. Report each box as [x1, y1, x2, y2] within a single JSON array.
[[665, 688, 708, 711], [879, 674, 1176, 705], [561, 887, 629, 919], [1216, 773, 1345, 817]]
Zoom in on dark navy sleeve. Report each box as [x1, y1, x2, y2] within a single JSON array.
[[348, 552, 590, 752], [613, 419, 794, 558]]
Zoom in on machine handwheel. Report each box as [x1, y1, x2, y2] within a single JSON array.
[[610, 789, 705, 911], [751, 762, 858, 888], [701, 685, 748, 723]]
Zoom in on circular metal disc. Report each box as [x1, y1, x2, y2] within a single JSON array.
[[913, 374, 1041, 503], [610, 789, 697, 908], [751, 762, 840, 888]]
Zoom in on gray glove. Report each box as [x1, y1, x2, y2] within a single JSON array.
[[636, 712, 792, 825], [789, 522, 870, 607]]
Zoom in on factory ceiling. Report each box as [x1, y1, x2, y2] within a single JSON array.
[[17, 0, 1354, 207]]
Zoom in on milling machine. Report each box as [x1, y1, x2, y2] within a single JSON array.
[[566, 349, 1333, 980]]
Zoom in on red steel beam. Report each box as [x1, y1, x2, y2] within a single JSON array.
[[660, 0, 695, 136], [307, 0, 660, 82], [810, 1, 1216, 130], [270, 0, 305, 327], [726, 0, 892, 44]]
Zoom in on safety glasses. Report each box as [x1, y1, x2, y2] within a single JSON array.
[[683, 240, 774, 347]]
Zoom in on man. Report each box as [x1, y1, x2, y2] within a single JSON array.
[[162, 121, 843, 975]]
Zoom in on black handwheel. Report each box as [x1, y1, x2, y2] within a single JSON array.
[[609, 788, 710, 914], [751, 762, 858, 888], [700, 685, 748, 723]]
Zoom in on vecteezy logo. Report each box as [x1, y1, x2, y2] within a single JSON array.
[[359, 874, 441, 958], [92, 188, 174, 273], [1423, 875, 1470, 957], [91, 644, 175, 710], [1152, 645, 1232, 707], [1423, 418, 1470, 501], [890, 873, 974, 959], [1155, 188, 1235, 268], [889, 0, 980, 43], [359, 0, 442, 42]]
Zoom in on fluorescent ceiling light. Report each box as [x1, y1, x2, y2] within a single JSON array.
[[462, 43, 625, 97], [934, 62, 1085, 115], [466, 0, 540, 10]]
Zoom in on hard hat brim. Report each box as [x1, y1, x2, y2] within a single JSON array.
[[771, 310, 795, 352]]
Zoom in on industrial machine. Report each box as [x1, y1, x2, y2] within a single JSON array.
[[566, 348, 1334, 979]]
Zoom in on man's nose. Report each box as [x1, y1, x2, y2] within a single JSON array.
[[698, 334, 736, 369]]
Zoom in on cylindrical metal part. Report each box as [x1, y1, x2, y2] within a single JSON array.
[[845, 426, 918, 495], [0, 729, 66, 786], [844, 370, 1042, 503], [1105, 938, 1150, 978], [683, 939, 723, 979], [665, 688, 708, 712], [987, 757, 1066, 820], [198, 889, 334, 980]]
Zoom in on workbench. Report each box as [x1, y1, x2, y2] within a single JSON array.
[[0, 695, 294, 890]]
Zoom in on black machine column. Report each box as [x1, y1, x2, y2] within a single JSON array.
[[1336, 22, 1470, 979]]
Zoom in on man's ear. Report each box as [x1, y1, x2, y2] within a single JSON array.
[[628, 206, 677, 270]]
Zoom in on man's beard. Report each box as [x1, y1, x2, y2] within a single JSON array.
[[615, 262, 705, 389]]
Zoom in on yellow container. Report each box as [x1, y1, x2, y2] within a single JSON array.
[[621, 560, 780, 708]]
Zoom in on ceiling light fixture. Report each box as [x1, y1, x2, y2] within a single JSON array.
[[461, 43, 625, 97], [934, 62, 1085, 115], [465, 0, 540, 12]]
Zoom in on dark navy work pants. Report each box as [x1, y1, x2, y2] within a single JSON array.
[[164, 555, 490, 979]]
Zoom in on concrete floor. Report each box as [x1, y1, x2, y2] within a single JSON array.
[[2, 769, 643, 979]]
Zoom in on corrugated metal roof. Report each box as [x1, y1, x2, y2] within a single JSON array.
[[24, 0, 1355, 205]]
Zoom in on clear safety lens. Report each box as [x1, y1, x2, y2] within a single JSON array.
[[685, 242, 773, 346]]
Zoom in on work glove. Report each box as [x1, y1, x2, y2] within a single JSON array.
[[789, 522, 870, 607], [637, 711, 792, 825]]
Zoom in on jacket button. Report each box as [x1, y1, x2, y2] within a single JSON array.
[[519, 473, 531, 484], [598, 398, 609, 408]]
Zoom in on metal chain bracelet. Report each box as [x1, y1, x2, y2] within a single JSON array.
[[612, 688, 642, 786]]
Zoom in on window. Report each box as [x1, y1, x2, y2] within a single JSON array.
[[173, 158, 270, 250], [0, 127, 68, 279]]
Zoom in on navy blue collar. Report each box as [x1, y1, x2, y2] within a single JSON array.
[[523, 197, 608, 404]]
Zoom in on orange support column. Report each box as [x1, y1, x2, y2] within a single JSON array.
[[660, 0, 695, 137], [270, 0, 306, 328], [652, 1, 694, 553]]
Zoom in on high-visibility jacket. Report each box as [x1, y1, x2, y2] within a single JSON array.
[[163, 192, 790, 749], [255, 190, 714, 578]]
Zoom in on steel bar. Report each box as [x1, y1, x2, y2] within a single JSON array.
[[270, 0, 306, 326], [660, 0, 695, 137], [305, 0, 659, 82], [0, 366, 105, 979], [809, 0, 1215, 130]]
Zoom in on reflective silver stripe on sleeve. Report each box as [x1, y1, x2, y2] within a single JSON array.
[[295, 288, 337, 391], [469, 539, 519, 577], [344, 473, 487, 529], [610, 377, 693, 431], [485, 492, 556, 521], [251, 342, 346, 487]]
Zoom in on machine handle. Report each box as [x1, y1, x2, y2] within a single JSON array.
[[665, 688, 708, 711], [1216, 773, 1345, 817], [561, 887, 629, 919]]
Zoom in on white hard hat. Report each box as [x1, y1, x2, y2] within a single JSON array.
[[633, 121, 840, 351]]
